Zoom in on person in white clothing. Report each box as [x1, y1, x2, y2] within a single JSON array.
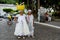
[[26, 10, 34, 38], [14, 10, 30, 39]]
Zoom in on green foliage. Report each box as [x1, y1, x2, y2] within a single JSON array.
[[52, 12, 60, 18], [0, 0, 5, 3], [13, 10, 18, 12], [6, 0, 16, 4], [3, 8, 13, 13], [0, 0, 23, 4], [58, 2, 60, 5], [0, 0, 16, 4]]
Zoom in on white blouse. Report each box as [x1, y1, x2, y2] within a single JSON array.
[[27, 14, 34, 23]]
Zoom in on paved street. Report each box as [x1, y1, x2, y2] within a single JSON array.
[[0, 19, 60, 40], [46, 21, 60, 27]]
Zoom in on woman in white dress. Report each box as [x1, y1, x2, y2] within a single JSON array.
[[14, 10, 30, 39], [26, 10, 34, 38]]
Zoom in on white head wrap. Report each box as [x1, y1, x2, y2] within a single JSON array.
[[28, 10, 32, 12]]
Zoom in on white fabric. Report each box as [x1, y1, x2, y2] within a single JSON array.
[[27, 14, 34, 23], [40, 7, 47, 15], [14, 14, 30, 36], [48, 16, 51, 21], [28, 10, 32, 12], [26, 14, 34, 35]]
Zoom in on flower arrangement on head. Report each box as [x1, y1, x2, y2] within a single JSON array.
[[16, 2, 25, 10]]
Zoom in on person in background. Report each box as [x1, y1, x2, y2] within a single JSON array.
[[39, 6, 47, 22], [7, 14, 12, 25], [45, 12, 51, 22], [26, 10, 34, 38]]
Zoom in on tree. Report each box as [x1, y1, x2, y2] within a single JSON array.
[[38, 0, 40, 9], [0, 0, 6, 3], [5, 0, 16, 4], [0, 0, 16, 4]]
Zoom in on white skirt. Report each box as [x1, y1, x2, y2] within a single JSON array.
[[28, 22, 34, 35], [14, 20, 30, 36]]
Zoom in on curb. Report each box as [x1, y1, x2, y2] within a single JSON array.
[[34, 21, 60, 29]]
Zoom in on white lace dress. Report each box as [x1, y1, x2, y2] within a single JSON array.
[[14, 14, 30, 36], [26, 14, 34, 36]]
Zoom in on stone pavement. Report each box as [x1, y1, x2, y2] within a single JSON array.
[[0, 19, 60, 40], [46, 21, 60, 27]]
